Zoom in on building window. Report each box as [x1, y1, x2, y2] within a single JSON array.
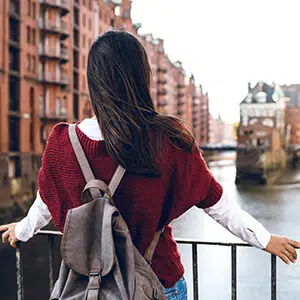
[[9, 118, 20, 152], [27, 26, 31, 43], [27, 0, 31, 16], [74, 30, 79, 47], [73, 71, 79, 90], [88, 18, 92, 30], [39, 95, 45, 116], [99, 10, 102, 20], [32, 2, 36, 19], [74, 50, 79, 68], [9, 77, 19, 112], [88, 38, 92, 48], [110, 18, 115, 27], [32, 56, 36, 73], [89, 0, 92, 10], [9, 18, 19, 43], [83, 76, 86, 90], [82, 0, 86, 5], [56, 97, 61, 116], [82, 35, 86, 48], [32, 28, 36, 44], [26, 54, 31, 72], [83, 14, 86, 26], [8, 156, 21, 178], [82, 56, 86, 68], [74, 7, 79, 26], [73, 93, 79, 120], [9, 47, 19, 72]]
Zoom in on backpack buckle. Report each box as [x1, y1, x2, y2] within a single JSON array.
[[89, 272, 101, 285], [153, 288, 159, 299], [86, 272, 101, 300]]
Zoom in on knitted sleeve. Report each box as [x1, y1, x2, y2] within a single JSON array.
[[37, 123, 71, 232], [162, 147, 223, 225]]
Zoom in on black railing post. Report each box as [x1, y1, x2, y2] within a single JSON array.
[[231, 245, 237, 300], [271, 254, 276, 300], [48, 235, 54, 293], [16, 245, 24, 300], [192, 243, 199, 300]]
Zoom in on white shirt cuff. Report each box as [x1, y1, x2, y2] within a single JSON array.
[[15, 191, 52, 242], [203, 189, 271, 249]]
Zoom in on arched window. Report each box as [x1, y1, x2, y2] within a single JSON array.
[[262, 118, 274, 127]]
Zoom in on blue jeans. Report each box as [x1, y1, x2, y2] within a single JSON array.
[[164, 277, 187, 299]]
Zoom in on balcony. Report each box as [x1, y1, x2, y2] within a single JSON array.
[[177, 83, 185, 89], [157, 88, 167, 96], [157, 79, 167, 85], [177, 110, 184, 117], [38, 19, 69, 39], [9, 0, 20, 18], [157, 99, 168, 107], [38, 44, 69, 63], [39, 72, 69, 87], [178, 100, 185, 106], [177, 92, 185, 98], [40, 109, 68, 122], [157, 67, 167, 74], [39, 0, 69, 16], [6, 231, 280, 300]]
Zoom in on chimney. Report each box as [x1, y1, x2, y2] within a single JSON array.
[[248, 82, 251, 92]]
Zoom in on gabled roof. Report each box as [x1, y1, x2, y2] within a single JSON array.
[[241, 82, 276, 104]]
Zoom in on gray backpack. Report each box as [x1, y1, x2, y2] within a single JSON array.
[[50, 124, 166, 300]]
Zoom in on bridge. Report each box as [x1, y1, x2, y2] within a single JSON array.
[[200, 145, 237, 152]]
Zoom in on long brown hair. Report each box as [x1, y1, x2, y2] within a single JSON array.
[[87, 30, 195, 176]]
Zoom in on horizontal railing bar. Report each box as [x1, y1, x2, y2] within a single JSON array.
[[37, 230, 63, 236], [176, 239, 252, 247], [37, 230, 253, 247]]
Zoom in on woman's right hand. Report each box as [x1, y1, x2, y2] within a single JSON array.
[[264, 235, 300, 264], [0, 223, 19, 248]]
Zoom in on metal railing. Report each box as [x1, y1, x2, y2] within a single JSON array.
[[176, 239, 277, 300], [14, 232, 277, 300], [38, 19, 69, 35]]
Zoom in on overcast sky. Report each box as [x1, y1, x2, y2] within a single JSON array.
[[131, 0, 300, 123]]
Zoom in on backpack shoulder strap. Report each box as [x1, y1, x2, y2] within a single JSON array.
[[144, 228, 164, 265], [68, 124, 99, 199], [69, 124, 126, 200], [108, 165, 126, 197]]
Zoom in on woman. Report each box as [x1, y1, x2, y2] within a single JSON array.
[[1, 31, 299, 299]]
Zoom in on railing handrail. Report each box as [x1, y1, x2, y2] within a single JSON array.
[[14, 230, 277, 300]]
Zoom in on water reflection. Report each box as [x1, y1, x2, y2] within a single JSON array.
[[172, 157, 300, 300]]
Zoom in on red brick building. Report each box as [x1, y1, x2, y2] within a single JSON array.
[[0, 0, 211, 208], [0, 0, 135, 208]]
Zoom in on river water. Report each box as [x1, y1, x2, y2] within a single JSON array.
[[1, 153, 300, 299], [172, 153, 300, 300]]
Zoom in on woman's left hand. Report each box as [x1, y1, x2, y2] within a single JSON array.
[[264, 235, 300, 264], [0, 223, 19, 248]]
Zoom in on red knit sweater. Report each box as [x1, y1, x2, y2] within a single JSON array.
[[38, 123, 223, 288]]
